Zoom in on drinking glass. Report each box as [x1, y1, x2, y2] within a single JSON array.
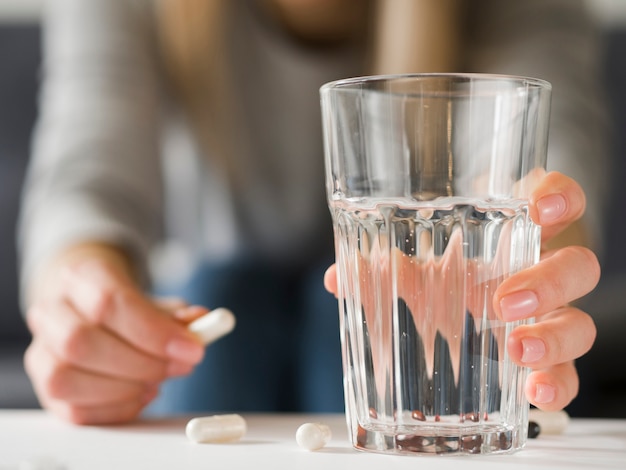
[[320, 74, 552, 455]]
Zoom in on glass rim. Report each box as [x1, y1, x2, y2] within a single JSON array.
[[320, 72, 552, 93]]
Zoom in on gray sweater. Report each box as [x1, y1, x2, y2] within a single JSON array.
[[18, 0, 609, 302]]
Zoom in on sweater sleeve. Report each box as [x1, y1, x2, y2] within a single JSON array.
[[464, 0, 611, 255], [17, 0, 164, 306]]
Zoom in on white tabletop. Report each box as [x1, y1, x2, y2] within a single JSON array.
[[0, 411, 625, 469]]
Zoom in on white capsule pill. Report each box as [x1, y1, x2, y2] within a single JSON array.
[[185, 414, 247, 443], [296, 423, 332, 451], [528, 409, 570, 435], [188, 308, 236, 346]]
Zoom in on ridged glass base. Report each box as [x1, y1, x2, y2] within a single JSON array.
[[352, 422, 527, 456]]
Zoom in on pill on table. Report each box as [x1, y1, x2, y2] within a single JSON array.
[[527, 421, 541, 439], [296, 423, 332, 451], [185, 414, 247, 443], [528, 409, 570, 435], [188, 308, 236, 346]]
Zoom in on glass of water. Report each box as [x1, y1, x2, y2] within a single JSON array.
[[320, 74, 552, 455]]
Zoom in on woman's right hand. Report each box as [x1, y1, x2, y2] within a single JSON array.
[[324, 171, 600, 412], [23, 244, 206, 424]]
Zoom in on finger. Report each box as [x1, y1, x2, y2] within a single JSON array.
[[153, 296, 188, 312], [494, 245, 600, 321], [61, 261, 204, 365], [507, 306, 596, 369], [324, 264, 338, 297], [41, 393, 155, 425], [172, 305, 210, 324], [525, 362, 579, 411], [27, 301, 190, 382], [528, 171, 586, 241], [24, 338, 154, 407]]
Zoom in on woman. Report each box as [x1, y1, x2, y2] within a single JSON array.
[[19, 0, 606, 424]]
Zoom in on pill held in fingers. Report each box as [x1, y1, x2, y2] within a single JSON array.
[[186, 414, 247, 443], [528, 409, 570, 435], [296, 423, 332, 451], [188, 308, 236, 346]]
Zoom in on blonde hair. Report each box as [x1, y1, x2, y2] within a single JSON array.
[[372, 0, 461, 74], [156, 0, 461, 156], [157, 0, 238, 170]]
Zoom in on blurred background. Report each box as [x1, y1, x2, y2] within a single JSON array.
[[1, 0, 625, 417]]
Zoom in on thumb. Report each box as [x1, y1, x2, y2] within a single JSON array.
[[62, 254, 204, 365]]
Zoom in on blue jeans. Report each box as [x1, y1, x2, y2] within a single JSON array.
[[145, 257, 344, 415]]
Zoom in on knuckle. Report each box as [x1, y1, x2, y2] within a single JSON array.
[[84, 285, 116, 325], [567, 361, 580, 396], [113, 288, 136, 313], [85, 286, 136, 326], [144, 363, 169, 382], [561, 245, 600, 285], [42, 363, 71, 400], [560, 362, 580, 407], [545, 271, 567, 300], [114, 403, 144, 424], [579, 313, 597, 354], [578, 246, 601, 286], [543, 309, 597, 362], [25, 301, 54, 334], [542, 325, 565, 362], [60, 322, 92, 361], [22, 342, 38, 377], [62, 406, 92, 425]]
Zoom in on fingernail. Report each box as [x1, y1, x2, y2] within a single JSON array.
[[536, 194, 567, 224], [166, 338, 204, 364], [173, 305, 208, 322], [521, 337, 546, 363], [500, 290, 539, 321], [534, 383, 556, 404], [167, 361, 194, 377]]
